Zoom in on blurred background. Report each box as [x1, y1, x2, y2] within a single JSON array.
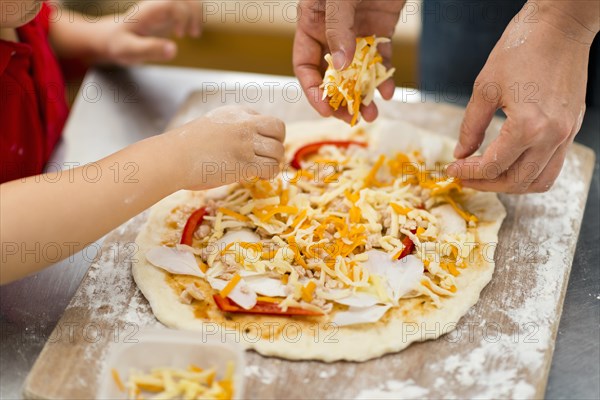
[[62, 0, 421, 99]]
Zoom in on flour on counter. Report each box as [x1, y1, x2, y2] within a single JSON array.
[[356, 379, 429, 399], [66, 212, 160, 391], [352, 153, 586, 399], [244, 365, 275, 385]]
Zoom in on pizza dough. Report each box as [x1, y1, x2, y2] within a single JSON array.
[[132, 119, 506, 362]]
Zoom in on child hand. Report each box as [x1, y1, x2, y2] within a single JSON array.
[[167, 106, 286, 190], [101, 0, 203, 65]]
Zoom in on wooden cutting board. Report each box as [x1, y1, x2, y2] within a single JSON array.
[[24, 89, 595, 399]]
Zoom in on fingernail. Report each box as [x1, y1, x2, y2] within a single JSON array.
[[164, 42, 177, 58], [332, 51, 346, 70]]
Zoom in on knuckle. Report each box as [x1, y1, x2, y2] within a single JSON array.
[[522, 115, 549, 136], [485, 165, 503, 180], [507, 181, 529, 194]]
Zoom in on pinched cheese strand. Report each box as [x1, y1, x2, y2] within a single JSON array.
[[320, 36, 395, 126]]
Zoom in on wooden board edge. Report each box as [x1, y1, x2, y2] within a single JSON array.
[[534, 143, 596, 398], [22, 227, 132, 400]]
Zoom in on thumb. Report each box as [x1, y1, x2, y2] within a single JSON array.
[[120, 35, 177, 64], [325, 0, 360, 69], [455, 85, 498, 159]]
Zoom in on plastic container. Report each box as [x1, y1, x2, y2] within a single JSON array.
[[97, 328, 246, 399]]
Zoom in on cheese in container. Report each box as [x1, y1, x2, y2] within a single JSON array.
[[97, 328, 245, 399]]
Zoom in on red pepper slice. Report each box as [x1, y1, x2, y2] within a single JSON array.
[[213, 295, 323, 316], [397, 229, 417, 260], [291, 140, 367, 169], [180, 207, 207, 246]]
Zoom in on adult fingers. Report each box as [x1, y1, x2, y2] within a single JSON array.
[[454, 82, 499, 159], [526, 119, 578, 193], [459, 151, 530, 193], [325, 0, 360, 69], [360, 102, 379, 122], [448, 119, 529, 182], [293, 29, 334, 117], [526, 140, 571, 193]]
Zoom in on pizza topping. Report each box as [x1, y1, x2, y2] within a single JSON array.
[[332, 304, 392, 327], [333, 292, 380, 308], [146, 246, 204, 278], [320, 36, 395, 126], [290, 140, 367, 170], [208, 278, 257, 310], [164, 140, 480, 322], [395, 230, 417, 260], [219, 273, 241, 298], [245, 275, 288, 297], [362, 250, 424, 303], [430, 204, 467, 236], [213, 295, 323, 316], [178, 283, 205, 305], [180, 207, 207, 246]]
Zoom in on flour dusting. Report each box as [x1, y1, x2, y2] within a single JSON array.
[[57, 147, 588, 399], [244, 365, 275, 385], [352, 152, 587, 399], [356, 379, 429, 399], [66, 213, 160, 392]]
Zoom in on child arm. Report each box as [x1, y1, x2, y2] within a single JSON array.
[[0, 107, 285, 284], [48, 0, 202, 65]]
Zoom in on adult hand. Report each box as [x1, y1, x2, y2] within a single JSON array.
[[447, 1, 598, 193], [293, 0, 404, 124]]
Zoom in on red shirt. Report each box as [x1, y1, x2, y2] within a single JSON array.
[[0, 4, 69, 183]]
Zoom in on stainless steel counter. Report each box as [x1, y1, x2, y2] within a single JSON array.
[[1, 66, 598, 399]]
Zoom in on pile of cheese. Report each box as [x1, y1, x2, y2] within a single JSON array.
[[320, 36, 395, 126], [112, 362, 234, 400], [147, 144, 479, 326]]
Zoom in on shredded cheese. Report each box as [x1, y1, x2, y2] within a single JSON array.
[[320, 36, 396, 126], [219, 274, 241, 298], [122, 362, 235, 400], [183, 144, 479, 316]]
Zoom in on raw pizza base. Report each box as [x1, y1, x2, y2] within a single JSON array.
[[132, 119, 506, 362]]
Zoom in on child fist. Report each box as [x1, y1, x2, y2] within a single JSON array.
[[168, 106, 286, 190]]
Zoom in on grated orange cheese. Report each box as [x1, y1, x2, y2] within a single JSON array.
[[320, 36, 395, 126], [219, 274, 241, 298], [257, 296, 282, 303], [193, 139, 480, 316], [301, 281, 317, 302], [443, 195, 478, 223], [218, 207, 250, 222], [364, 154, 386, 187], [112, 369, 125, 392], [390, 203, 412, 215]]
